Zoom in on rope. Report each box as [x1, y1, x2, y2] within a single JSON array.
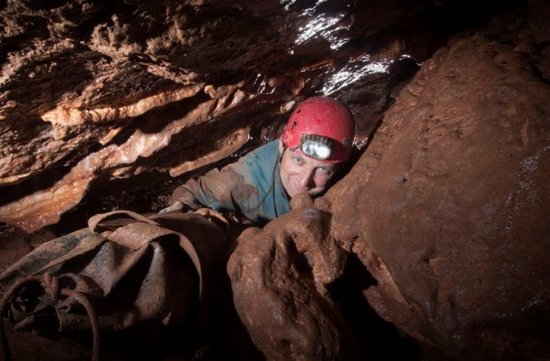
[[0, 275, 43, 361], [60, 288, 100, 361], [0, 274, 101, 361]]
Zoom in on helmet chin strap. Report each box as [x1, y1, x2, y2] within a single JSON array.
[[278, 143, 287, 163]]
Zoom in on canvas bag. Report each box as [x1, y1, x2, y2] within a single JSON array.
[[0, 209, 228, 361]]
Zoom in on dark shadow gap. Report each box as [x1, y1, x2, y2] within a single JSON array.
[[328, 252, 421, 361]]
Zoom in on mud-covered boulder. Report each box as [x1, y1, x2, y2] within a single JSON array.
[[227, 194, 359, 361], [329, 14, 550, 361]]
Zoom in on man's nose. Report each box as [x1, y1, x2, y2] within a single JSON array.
[[298, 168, 315, 188]]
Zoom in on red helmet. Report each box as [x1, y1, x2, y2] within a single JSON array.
[[281, 97, 355, 163]]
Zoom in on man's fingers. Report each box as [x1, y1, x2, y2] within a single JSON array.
[[158, 201, 183, 214], [195, 207, 229, 231]]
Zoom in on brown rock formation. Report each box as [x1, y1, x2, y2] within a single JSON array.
[[327, 7, 550, 361], [0, 0, 428, 232], [228, 194, 354, 361]]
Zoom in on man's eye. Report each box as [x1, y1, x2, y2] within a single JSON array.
[[292, 156, 303, 164], [317, 167, 333, 175]]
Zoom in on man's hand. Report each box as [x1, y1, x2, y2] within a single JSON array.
[[195, 207, 229, 232], [158, 200, 184, 214]]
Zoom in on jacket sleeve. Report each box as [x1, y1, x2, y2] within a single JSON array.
[[169, 161, 257, 213]]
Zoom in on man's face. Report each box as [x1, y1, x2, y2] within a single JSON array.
[[279, 140, 340, 198]]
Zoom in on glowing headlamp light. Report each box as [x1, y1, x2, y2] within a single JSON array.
[[299, 134, 335, 160]]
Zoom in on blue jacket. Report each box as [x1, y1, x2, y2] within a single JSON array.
[[170, 140, 290, 224]]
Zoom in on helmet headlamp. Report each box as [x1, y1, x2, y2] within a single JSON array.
[[298, 134, 335, 160]]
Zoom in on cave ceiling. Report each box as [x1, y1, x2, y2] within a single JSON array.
[[0, 0, 499, 232]]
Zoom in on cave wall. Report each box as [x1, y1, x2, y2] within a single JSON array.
[[0, 0, 440, 233], [327, 4, 550, 360]]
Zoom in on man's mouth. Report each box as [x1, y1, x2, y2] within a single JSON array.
[[291, 182, 310, 193]]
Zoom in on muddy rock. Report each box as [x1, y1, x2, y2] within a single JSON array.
[[0, 224, 33, 274], [227, 193, 356, 361], [328, 11, 550, 361]]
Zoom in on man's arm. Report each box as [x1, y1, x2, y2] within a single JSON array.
[[160, 164, 247, 214]]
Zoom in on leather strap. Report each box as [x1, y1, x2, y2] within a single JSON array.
[[88, 210, 158, 233]]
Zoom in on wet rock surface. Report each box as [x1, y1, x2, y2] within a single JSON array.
[[327, 6, 550, 361], [0, 0, 435, 232], [1, 0, 549, 361], [227, 193, 356, 360]]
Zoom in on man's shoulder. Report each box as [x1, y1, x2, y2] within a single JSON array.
[[231, 139, 279, 185], [238, 139, 279, 166], [246, 139, 279, 159]]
